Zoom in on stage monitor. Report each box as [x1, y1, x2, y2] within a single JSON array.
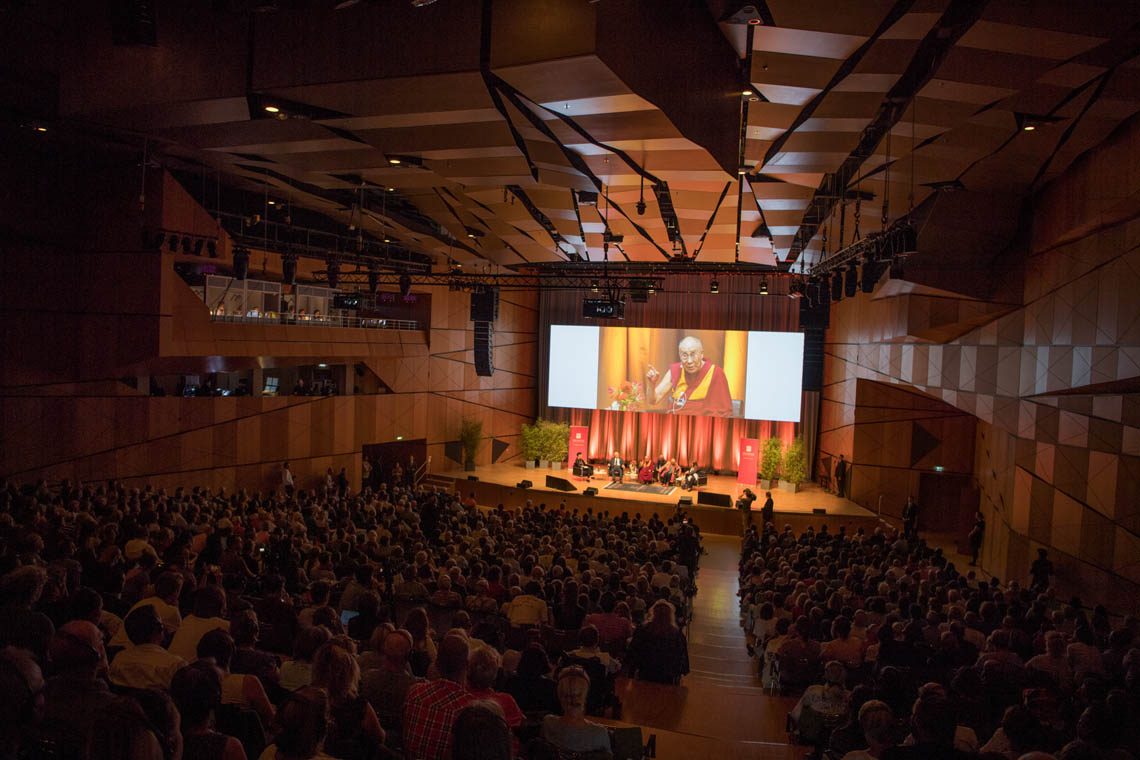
[[547, 325, 803, 422]]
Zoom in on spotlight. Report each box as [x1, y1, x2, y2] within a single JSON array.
[[386, 187, 396, 192], [844, 261, 858, 298], [710, 279, 720, 294], [742, 89, 754, 97], [264, 105, 280, 114], [759, 279, 769, 296], [33, 125, 48, 133], [193, 239, 205, 256], [182, 237, 193, 254], [326, 258, 340, 289], [399, 273, 412, 297], [465, 227, 485, 240], [167, 235, 180, 252], [150, 232, 166, 250], [831, 271, 844, 301], [635, 199, 646, 215], [206, 241, 218, 258], [738, 166, 748, 175], [591, 280, 599, 293]]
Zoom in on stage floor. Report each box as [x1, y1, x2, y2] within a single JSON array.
[[437, 461, 876, 518]]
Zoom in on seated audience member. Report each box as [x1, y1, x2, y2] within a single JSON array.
[[466, 647, 525, 729], [37, 621, 122, 757], [454, 705, 514, 760], [298, 581, 332, 629], [339, 564, 375, 614], [404, 607, 438, 678], [821, 616, 864, 669], [0, 645, 43, 758], [0, 566, 56, 663], [358, 623, 395, 672], [362, 629, 423, 736], [110, 604, 187, 690], [583, 594, 634, 648], [979, 704, 1044, 759], [541, 666, 613, 758], [507, 644, 561, 714], [839, 700, 895, 760], [280, 626, 333, 692], [791, 660, 850, 728], [429, 576, 462, 608], [346, 591, 384, 642], [566, 624, 621, 675], [505, 581, 551, 628], [230, 610, 281, 689], [110, 570, 184, 648], [196, 628, 276, 727], [311, 640, 385, 760], [169, 586, 230, 661], [254, 575, 298, 655], [262, 686, 332, 760], [403, 634, 475, 760], [171, 661, 248, 760], [628, 600, 689, 684], [882, 692, 973, 760], [1026, 630, 1075, 692]]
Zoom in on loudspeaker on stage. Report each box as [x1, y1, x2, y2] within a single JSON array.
[[697, 491, 733, 508], [545, 475, 576, 492]]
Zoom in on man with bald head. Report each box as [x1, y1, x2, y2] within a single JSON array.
[[403, 633, 475, 760], [646, 335, 734, 416], [362, 629, 423, 735]]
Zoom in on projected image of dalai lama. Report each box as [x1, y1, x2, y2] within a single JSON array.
[[645, 336, 734, 416]]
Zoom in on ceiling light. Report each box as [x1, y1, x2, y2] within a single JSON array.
[[267, 200, 276, 206], [383, 237, 391, 243], [396, 435, 404, 441], [1023, 124, 1036, 132], [33, 125, 48, 133], [738, 166, 748, 175], [317, 363, 328, 368], [748, 17, 761, 25], [263, 105, 280, 114], [759, 280, 769, 295], [388, 157, 402, 165], [591, 280, 599, 293], [742, 89, 754, 97], [710, 279, 720, 294], [386, 187, 396, 192]]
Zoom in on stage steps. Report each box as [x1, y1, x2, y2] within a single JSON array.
[[421, 473, 458, 491]]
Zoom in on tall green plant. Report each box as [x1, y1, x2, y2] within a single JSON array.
[[519, 422, 542, 461], [759, 437, 784, 482], [782, 436, 808, 485], [538, 419, 570, 463], [458, 418, 483, 466]]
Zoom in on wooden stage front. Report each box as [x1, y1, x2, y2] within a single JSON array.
[[435, 462, 882, 536]]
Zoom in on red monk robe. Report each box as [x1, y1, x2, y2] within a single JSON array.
[[666, 360, 734, 416]]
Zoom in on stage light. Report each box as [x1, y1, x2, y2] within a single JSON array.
[[1023, 124, 1036, 132], [591, 280, 599, 293], [710, 279, 720, 294], [831, 271, 844, 301], [399, 273, 412, 297], [206, 241, 218, 258], [168, 235, 180, 252], [759, 279, 769, 295], [150, 232, 166, 250], [738, 166, 748, 175], [264, 105, 280, 114], [34, 125, 48, 133], [193, 239, 205, 256], [742, 89, 754, 97], [182, 236, 193, 254], [386, 187, 396, 192], [844, 261, 858, 298]]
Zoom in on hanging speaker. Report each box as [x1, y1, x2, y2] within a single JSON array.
[[470, 288, 499, 322], [831, 271, 844, 301], [844, 262, 858, 297], [474, 321, 493, 377]]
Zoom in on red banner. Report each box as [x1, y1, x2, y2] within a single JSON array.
[[738, 437, 759, 485], [569, 426, 589, 466]]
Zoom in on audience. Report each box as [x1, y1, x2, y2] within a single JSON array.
[[540, 666, 613, 759]]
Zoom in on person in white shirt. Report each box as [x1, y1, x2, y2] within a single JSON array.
[[840, 700, 895, 760], [169, 586, 230, 662], [565, 625, 621, 675], [110, 571, 184, 648], [110, 605, 187, 690]]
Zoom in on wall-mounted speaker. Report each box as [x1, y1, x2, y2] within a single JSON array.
[[697, 491, 733, 508], [474, 321, 493, 377], [545, 475, 576, 492]]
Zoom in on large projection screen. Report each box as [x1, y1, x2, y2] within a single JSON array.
[[548, 325, 803, 422]]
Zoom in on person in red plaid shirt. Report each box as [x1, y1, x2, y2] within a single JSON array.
[[403, 634, 474, 760]]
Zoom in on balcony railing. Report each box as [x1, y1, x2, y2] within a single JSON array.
[[209, 313, 419, 330]]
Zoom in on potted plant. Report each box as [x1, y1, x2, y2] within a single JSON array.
[[459, 417, 483, 472], [759, 437, 783, 489], [780, 436, 807, 493], [520, 422, 540, 468], [536, 419, 569, 469]]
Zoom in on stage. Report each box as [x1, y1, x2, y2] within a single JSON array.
[[433, 461, 882, 536]]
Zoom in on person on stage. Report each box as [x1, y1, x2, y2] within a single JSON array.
[[658, 458, 678, 486], [761, 491, 774, 526], [573, 452, 592, 479], [638, 458, 656, 484], [645, 336, 734, 416], [608, 451, 625, 483], [737, 488, 757, 533], [681, 461, 702, 490]]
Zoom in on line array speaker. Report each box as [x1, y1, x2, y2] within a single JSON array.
[[470, 288, 500, 322], [474, 321, 493, 377]]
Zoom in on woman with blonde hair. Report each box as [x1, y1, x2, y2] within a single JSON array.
[[310, 641, 385, 759], [540, 666, 612, 758], [627, 600, 689, 684]]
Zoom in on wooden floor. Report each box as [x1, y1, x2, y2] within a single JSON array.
[[609, 533, 801, 759]]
